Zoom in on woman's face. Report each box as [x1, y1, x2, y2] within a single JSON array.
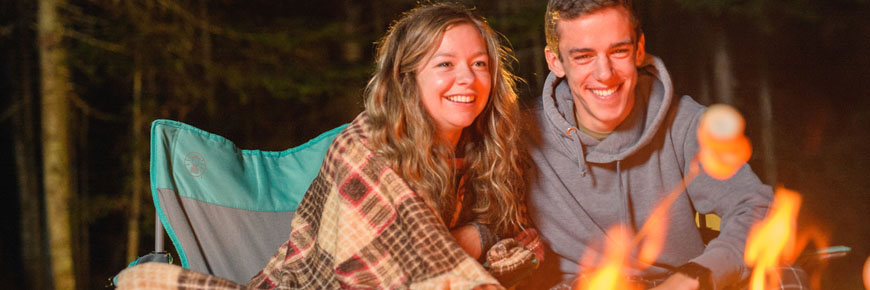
[[416, 23, 492, 146]]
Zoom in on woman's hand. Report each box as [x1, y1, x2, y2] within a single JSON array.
[[450, 224, 482, 259]]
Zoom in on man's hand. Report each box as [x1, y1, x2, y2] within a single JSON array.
[[649, 273, 700, 290], [450, 224, 482, 259]]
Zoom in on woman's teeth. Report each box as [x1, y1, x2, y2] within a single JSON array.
[[447, 95, 474, 103]]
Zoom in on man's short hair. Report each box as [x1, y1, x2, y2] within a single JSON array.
[[545, 0, 643, 58]]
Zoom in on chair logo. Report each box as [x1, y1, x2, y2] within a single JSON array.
[[184, 152, 206, 177]]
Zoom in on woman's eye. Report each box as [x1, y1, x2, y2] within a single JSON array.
[[473, 61, 488, 67], [437, 62, 452, 68]]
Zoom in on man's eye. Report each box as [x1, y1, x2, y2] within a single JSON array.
[[612, 48, 631, 57], [573, 54, 593, 63]]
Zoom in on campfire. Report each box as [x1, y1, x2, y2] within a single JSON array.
[[572, 105, 845, 290]]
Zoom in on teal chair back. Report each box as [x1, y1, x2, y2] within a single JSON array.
[[149, 119, 346, 283]]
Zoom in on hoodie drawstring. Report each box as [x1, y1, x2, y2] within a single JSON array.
[[566, 127, 588, 177], [616, 160, 630, 226]]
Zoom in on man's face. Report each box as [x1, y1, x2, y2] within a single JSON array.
[[545, 6, 645, 133]]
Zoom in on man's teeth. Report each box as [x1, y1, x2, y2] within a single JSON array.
[[447, 95, 474, 103], [591, 88, 617, 96]]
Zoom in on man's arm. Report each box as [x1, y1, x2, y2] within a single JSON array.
[[679, 102, 774, 289]]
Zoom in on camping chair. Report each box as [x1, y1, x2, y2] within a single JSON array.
[[144, 119, 347, 284]]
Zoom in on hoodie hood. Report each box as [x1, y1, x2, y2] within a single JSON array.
[[540, 55, 674, 164]]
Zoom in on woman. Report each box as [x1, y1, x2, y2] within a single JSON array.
[[117, 3, 540, 289], [362, 2, 534, 264]]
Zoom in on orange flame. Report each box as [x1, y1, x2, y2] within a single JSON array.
[[745, 187, 802, 290], [698, 104, 752, 180], [577, 226, 640, 290], [863, 256, 870, 290], [635, 161, 700, 266], [577, 163, 700, 290], [791, 223, 831, 289]]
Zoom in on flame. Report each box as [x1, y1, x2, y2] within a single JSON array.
[[792, 223, 831, 289], [744, 187, 802, 290], [577, 226, 640, 290], [864, 256, 870, 290], [577, 163, 701, 290], [636, 202, 668, 265], [698, 104, 752, 180], [635, 161, 700, 265]]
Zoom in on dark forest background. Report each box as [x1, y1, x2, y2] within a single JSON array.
[[1, 0, 869, 289]]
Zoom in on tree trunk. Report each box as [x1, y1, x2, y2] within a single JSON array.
[[199, 0, 217, 121], [74, 111, 88, 288], [757, 66, 778, 185], [532, 28, 546, 92], [126, 54, 144, 262], [14, 0, 47, 288], [711, 24, 735, 105], [697, 58, 713, 105], [37, 0, 77, 288], [372, 0, 385, 37], [342, 0, 362, 63]]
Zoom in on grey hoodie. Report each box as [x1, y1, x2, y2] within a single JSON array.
[[525, 56, 773, 289]]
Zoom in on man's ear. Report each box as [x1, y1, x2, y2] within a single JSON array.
[[545, 47, 566, 78], [635, 33, 646, 66]]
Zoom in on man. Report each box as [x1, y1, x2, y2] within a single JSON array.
[[524, 0, 780, 289]]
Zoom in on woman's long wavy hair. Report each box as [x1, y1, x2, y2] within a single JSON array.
[[365, 3, 528, 236]]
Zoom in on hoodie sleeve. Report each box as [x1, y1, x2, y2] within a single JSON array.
[[677, 99, 774, 289]]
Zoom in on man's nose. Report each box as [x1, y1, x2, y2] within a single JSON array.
[[594, 57, 614, 81]]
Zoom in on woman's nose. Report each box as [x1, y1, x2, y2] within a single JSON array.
[[455, 64, 475, 85]]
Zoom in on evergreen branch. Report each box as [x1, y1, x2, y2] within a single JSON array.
[[0, 24, 12, 38], [153, 0, 238, 39], [0, 100, 23, 123], [68, 94, 125, 122], [64, 28, 127, 54]]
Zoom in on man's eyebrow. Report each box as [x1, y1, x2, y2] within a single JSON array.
[[565, 41, 635, 55], [611, 40, 634, 48], [566, 48, 594, 55]]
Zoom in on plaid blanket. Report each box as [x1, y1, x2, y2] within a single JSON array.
[[116, 113, 540, 289], [246, 113, 501, 289], [248, 114, 508, 289]]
